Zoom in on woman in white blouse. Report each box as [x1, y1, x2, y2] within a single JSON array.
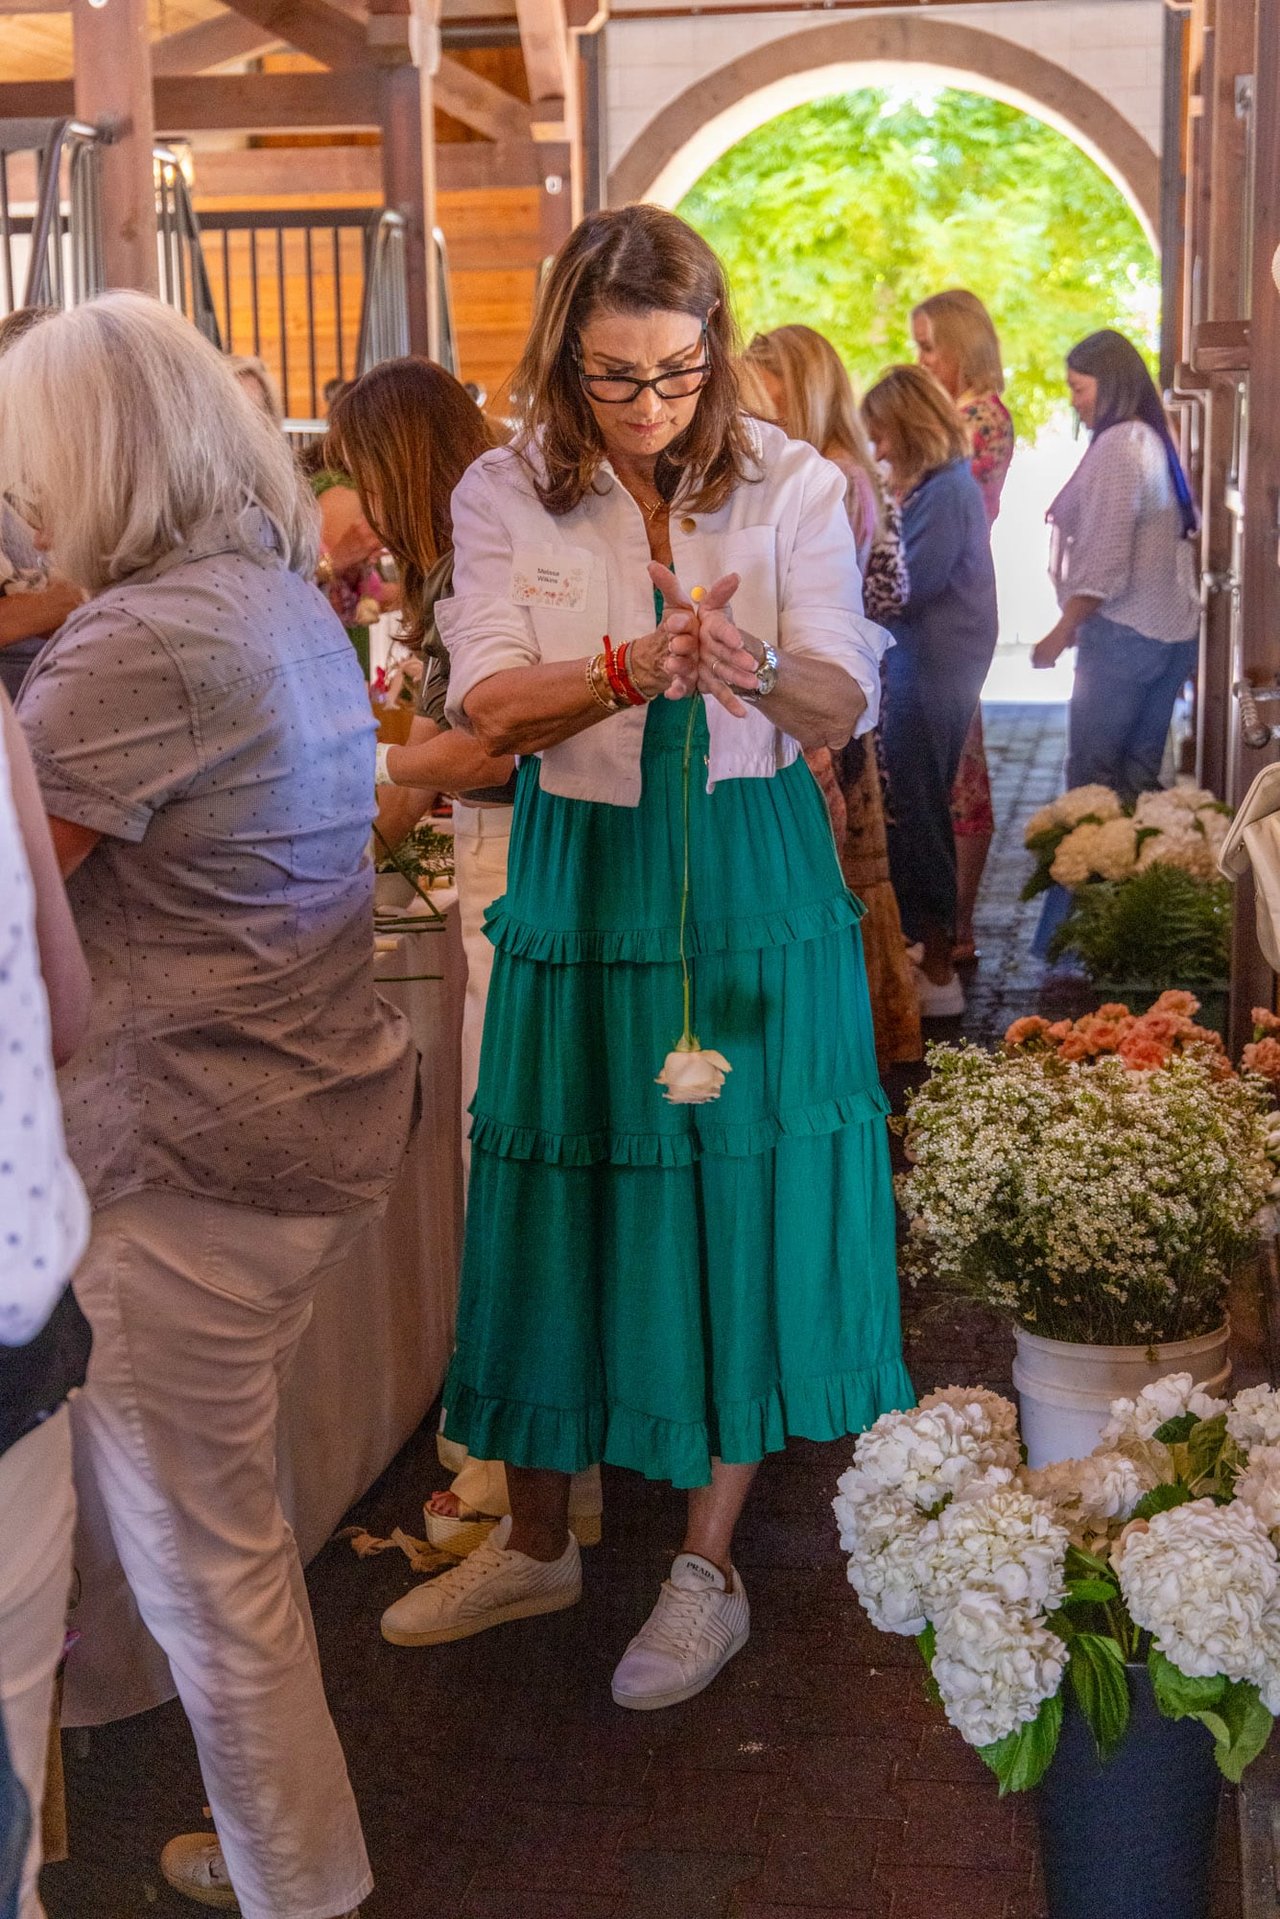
[[378, 206, 911, 1709], [1032, 329, 1199, 796]]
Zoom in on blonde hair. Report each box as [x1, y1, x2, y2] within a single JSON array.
[[228, 352, 284, 426], [862, 364, 971, 495], [0, 293, 318, 592], [743, 324, 884, 541], [912, 289, 1005, 398]]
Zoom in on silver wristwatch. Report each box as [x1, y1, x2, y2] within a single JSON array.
[[741, 642, 778, 702]]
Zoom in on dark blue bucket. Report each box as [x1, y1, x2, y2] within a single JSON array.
[[1036, 1664, 1221, 1919]]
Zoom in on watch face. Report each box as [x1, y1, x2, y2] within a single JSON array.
[[757, 644, 779, 696]]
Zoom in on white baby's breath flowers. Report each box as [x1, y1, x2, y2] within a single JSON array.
[[1116, 1498, 1279, 1682], [1022, 1451, 1150, 1543], [1233, 1446, 1280, 1539], [1099, 1373, 1229, 1448], [931, 1589, 1068, 1748], [916, 1490, 1068, 1621], [1227, 1384, 1280, 1452]]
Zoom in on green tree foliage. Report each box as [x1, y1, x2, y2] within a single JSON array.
[[678, 88, 1159, 439]]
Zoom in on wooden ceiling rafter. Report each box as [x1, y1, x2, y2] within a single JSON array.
[[215, 0, 367, 67]]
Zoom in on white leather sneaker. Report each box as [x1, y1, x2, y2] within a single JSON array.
[[611, 1553, 750, 1711], [159, 1834, 239, 1910], [380, 1515, 581, 1646], [910, 958, 966, 1019]]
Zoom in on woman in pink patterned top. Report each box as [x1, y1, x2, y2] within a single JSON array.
[[912, 290, 1013, 961]]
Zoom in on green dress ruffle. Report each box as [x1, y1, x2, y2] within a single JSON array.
[[444, 692, 913, 1489]]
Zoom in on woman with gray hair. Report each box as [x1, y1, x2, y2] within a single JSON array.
[[0, 293, 417, 1919]]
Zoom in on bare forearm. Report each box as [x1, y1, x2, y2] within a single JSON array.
[[764, 661, 866, 752], [385, 728, 513, 796], [375, 783, 435, 851], [0, 582, 82, 649]]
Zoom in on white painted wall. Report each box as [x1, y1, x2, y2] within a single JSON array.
[[603, 0, 1164, 197]]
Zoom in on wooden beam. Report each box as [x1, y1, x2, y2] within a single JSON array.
[[159, 70, 382, 129], [217, 0, 367, 68], [513, 0, 569, 112], [73, 0, 159, 295], [190, 144, 383, 200], [0, 0, 68, 12], [151, 13, 281, 77], [371, 0, 438, 357], [435, 53, 531, 139]]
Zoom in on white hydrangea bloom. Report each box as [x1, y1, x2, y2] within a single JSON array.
[[832, 1482, 931, 1636], [1116, 1498, 1279, 1682], [1051, 822, 1104, 888], [931, 1588, 1068, 1748], [1022, 1451, 1150, 1541], [1249, 1599, 1280, 1714], [1233, 1446, 1280, 1538], [843, 1401, 1019, 1513], [916, 1386, 1020, 1451], [1136, 827, 1220, 883], [916, 1489, 1068, 1621], [1056, 785, 1124, 827], [1100, 1373, 1229, 1448], [1090, 816, 1140, 881], [1228, 1385, 1280, 1451]]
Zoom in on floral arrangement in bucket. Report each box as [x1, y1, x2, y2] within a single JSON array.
[[897, 1043, 1272, 1347], [1022, 784, 1233, 993], [833, 1375, 1280, 1792]]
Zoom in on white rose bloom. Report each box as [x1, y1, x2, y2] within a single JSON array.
[[916, 1489, 1068, 1621], [843, 1402, 1018, 1512], [833, 1484, 930, 1636], [931, 1588, 1068, 1748], [1056, 784, 1124, 827], [1022, 1451, 1150, 1540], [1228, 1385, 1280, 1451], [1116, 1498, 1279, 1682], [1100, 1373, 1229, 1447], [1233, 1446, 1280, 1538], [655, 1046, 732, 1104]]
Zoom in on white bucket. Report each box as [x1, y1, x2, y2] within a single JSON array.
[[374, 870, 416, 912], [1012, 1322, 1231, 1468]]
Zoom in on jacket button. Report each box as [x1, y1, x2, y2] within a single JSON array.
[[679, 516, 696, 534]]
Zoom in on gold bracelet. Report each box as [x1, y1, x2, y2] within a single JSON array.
[[586, 653, 617, 711]]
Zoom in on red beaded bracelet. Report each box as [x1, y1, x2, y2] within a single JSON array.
[[614, 641, 647, 707], [601, 635, 629, 706]]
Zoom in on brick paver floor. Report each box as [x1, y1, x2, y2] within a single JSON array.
[[43, 705, 1243, 1919]]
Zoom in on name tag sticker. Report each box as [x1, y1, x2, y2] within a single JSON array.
[[510, 550, 591, 611]]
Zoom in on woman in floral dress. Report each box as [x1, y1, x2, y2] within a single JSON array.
[[912, 290, 1014, 962]]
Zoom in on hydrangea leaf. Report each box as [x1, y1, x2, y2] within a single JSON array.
[[1068, 1633, 1130, 1761], [1196, 1681, 1274, 1783], [1133, 1482, 1194, 1523], [978, 1691, 1064, 1796], [1148, 1647, 1227, 1719], [1152, 1413, 1200, 1445]]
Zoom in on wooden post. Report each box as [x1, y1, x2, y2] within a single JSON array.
[[1229, 0, 1279, 1044], [72, 0, 158, 296], [370, 0, 439, 359], [1197, 0, 1256, 798]]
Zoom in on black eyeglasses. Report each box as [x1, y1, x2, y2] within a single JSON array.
[[576, 319, 712, 405]]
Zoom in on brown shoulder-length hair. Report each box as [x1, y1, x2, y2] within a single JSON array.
[[326, 357, 496, 646], [510, 204, 756, 517], [861, 364, 971, 496]]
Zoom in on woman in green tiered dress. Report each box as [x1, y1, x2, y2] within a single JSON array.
[[379, 206, 912, 1709]]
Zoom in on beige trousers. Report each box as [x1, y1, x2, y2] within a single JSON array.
[[71, 1191, 378, 1919], [0, 1409, 75, 1919]]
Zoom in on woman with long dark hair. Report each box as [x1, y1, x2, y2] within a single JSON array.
[[377, 206, 910, 1709], [1032, 329, 1199, 796]]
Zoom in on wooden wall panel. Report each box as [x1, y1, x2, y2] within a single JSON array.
[[438, 184, 544, 403]]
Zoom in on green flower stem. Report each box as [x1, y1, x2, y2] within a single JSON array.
[[677, 691, 698, 1050]]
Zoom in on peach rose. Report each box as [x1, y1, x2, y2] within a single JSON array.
[[1005, 1016, 1053, 1049], [1059, 1034, 1094, 1062], [1046, 1021, 1075, 1043], [1151, 989, 1200, 1019], [1094, 1003, 1132, 1022], [1117, 1035, 1170, 1071], [1253, 1009, 1280, 1040], [1243, 1037, 1280, 1086]]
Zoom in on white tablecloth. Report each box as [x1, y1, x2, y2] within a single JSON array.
[[62, 895, 466, 1727]]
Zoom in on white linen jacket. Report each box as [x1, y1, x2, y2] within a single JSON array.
[[437, 418, 889, 807]]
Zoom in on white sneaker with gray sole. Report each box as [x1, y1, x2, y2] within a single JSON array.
[[380, 1515, 581, 1646], [611, 1553, 750, 1711]]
